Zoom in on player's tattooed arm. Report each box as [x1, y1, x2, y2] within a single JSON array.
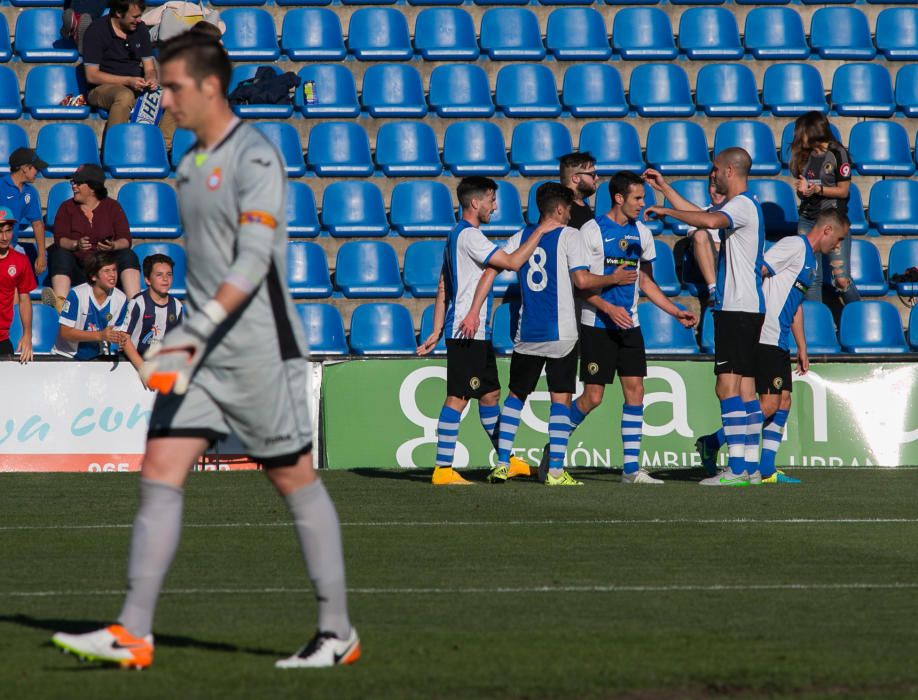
[[418, 272, 447, 355]]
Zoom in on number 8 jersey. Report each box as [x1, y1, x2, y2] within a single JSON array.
[[503, 225, 589, 358]]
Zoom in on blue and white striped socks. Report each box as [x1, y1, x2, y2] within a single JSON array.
[[435, 406, 462, 469], [569, 399, 588, 432], [479, 403, 500, 450], [759, 409, 789, 478], [548, 402, 572, 475], [497, 395, 524, 466], [744, 399, 764, 475], [720, 396, 748, 476], [621, 404, 643, 474]]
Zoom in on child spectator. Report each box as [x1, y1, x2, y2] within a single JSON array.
[[0, 207, 37, 363], [122, 253, 184, 376]]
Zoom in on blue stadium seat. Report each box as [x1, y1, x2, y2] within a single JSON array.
[[612, 8, 677, 60], [664, 179, 711, 234], [0, 67, 22, 119], [428, 64, 494, 118], [15, 10, 78, 62], [495, 65, 561, 118], [287, 181, 320, 238], [287, 241, 332, 299], [254, 122, 305, 177], [335, 241, 403, 299], [695, 64, 761, 117], [839, 183, 868, 236], [361, 64, 426, 118], [117, 182, 181, 238], [785, 302, 840, 355], [869, 180, 918, 236], [221, 8, 280, 61], [490, 302, 516, 355], [561, 64, 627, 118], [321, 181, 389, 237], [628, 64, 694, 117], [294, 65, 358, 118], [493, 268, 519, 298], [645, 121, 710, 176], [413, 8, 479, 60], [296, 303, 348, 355], [480, 8, 546, 61], [546, 8, 611, 60], [348, 8, 413, 61], [23, 65, 88, 119], [779, 121, 842, 169], [525, 179, 552, 225], [743, 8, 808, 60], [375, 122, 442, 177], [0, 125, 28, 174], [678, 8, 742, 60], [895, 65, 918, 118], [649, 240, 680, 296], [849, 239, 888, 297], [886, 240, 918, 297], [404, 240, 446, 297], [810, 8, 876, 60], [169, 128, 195, 170], [762, 64, 827, 116], [579, 121, 643, 175], [876, 8, 918, 61], [477, 180, 524, 236], [839, 301, 908, 353], [390, 181, 456, 236], [510, 122, 572, 176], [443, 122, 509, 177], [281, 9, 346, 61], [276, 0, 333, 6], [746, 179, 798, 238], [349, 303, 417, 355], [8, 304, 59, 354], [595, 183, 662, 234], [0, 16, 11, 63], [418, 304, 447, 356], [713, 121, 780, 176], [638, 303, 698, 354], [44, 181, 71, 230], [228, 65, 294, 119], [134, 243, 186, 297], [306, 122, 373, 177], [211, 0, 264, 8], [102, 123, 169, 178], [848, 122, 915, 177], [36, 123, 99, 177], [831, 63, 895, 117]]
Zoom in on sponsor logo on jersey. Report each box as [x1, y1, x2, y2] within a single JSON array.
[[839, 163, 850, 178], [207, 167, 222, 191]]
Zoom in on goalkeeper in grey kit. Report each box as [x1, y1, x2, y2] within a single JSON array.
[[52, 34, 359, 670]]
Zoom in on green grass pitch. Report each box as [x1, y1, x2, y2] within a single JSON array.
[[2, 468, 918, 700]]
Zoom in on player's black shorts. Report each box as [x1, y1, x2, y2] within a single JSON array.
[[446, 338, 500, 399], [713, 310, 764, 377], [509, 345, 578, 399], [579, 324, 647, 384], [755, 343, 792, 395]]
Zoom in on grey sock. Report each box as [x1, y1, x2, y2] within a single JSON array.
[[118, 478, 184, 638], [285, 479, 351, 639]]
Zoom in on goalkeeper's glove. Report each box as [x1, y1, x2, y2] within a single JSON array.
[[140, 299, 227, 395]]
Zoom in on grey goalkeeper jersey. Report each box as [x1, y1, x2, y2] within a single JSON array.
[[175, 120, 309, 368]]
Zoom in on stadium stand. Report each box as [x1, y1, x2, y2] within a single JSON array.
[[374, 122, 443, 177], [848, 239, 889, 297], [645, 122, 711, 176], [560, 64, 628, 118], [831, 64, 896, 118], [713, 121, 781, 176], [511, 122, 572, 176], [695, 64, 761, 117], [628, 64, 694, 117], [545, 8, 611, 61], [253, 122, 305, 177], [664, 179, 711, 235], [495, 65, 561, 118], [286, 181, 321, 238], [8, 304, 59, 354], [36, 123, 100, 177], [648, 241, 681, 297], [677, 7, 743, 60], [895, 65, 918, 118], [102, 124, 170, 178], [403, 240, 446, 298], [228, 65, 294, 119], [443, 122, 509, 176], [428, 64, 495, 117], [361, 64, 427, 117], [349, 303, 417, 355], [296, 303, 348, 355], [746, 179, 799, 239], [348, 8, 412, 60], [887, 241, 918, 298], [418, 305, 447, 356], [117, 182, 182, 239], [478, 181, 524, 236], [491, 303, 515, 356], [875, 8, 918, 61], [389, 181, 456, 236], [611, 8, 677, 60], [0, 16, 10, 63], [321, 181, 389, 237], [579, 121, 643, 175], [743, 7, 808, 60], [23, 65, 89, 120], [762, 64, 828, 117], [334, 240, 403, 298], [0, 125, 29, 174], [869, 180, 918, 236], [43, 181, 72, 231], [839, 301, 909, 354], [848, 122, 916, 177], [479, 8, 545, 61], [637, 303, 698, 354], [280, 9, 346, 61], [15, 9, 78, 62], [809, 7, 876, 60], [305, 122, 374, 177], [295, 64, 359, 117], [413, 8, 479, 61], [221, 8, 280, 61], [786, 302, 842, 356], [0, 67, 23, 119], [286, 241, 333, 299]]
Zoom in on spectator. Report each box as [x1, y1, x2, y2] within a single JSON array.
[[82, 0, 176, 148], [61, 0, 107, 54], [52, 251, 130, 360], [121, 253, 184, 377], [0, 207, 37, 363], [43, 163, 140, 312], [559, 152, 598, 230], [1, 148, 48, 278], [789, 111, 860, 306]]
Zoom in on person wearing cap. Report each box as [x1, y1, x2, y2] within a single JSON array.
[[0, 206, 37, 363], [1, 147, 48, 278], [81, 0, 176, 149], [44, 163, 140, 311]]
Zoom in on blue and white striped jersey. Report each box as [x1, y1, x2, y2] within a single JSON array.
[[53, 283, 129, 359], [125, 290, 184, 356], [716, 193, 766, 314], [760, 236, 817, 351], [443, 221, 499, 341]]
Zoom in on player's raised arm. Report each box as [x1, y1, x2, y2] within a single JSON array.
[[641, 169, 702, 213], [486, 225, 548, 272], [644, 205, 730, 232]]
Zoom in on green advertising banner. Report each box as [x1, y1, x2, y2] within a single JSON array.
[[322, 359, 918, 470]]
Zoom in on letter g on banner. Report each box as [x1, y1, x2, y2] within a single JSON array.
[[396, 366, 471, 468]]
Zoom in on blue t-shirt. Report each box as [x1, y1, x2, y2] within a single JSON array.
[[0, 175, 42, 248]]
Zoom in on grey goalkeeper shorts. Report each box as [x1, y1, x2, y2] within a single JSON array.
[[147, 357, 313, 467]]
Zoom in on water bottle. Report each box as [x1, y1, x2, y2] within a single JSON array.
[[304, 80, 317, 106]]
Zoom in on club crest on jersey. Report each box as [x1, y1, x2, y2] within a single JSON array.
[[839, 163, 851, 178], [618, 238, 628, 251], [823, 162, 834, 175], [587, 362, 599, 375], [773, 377, 783, 390], [24, 193, 31, 204], [469, 376, 481, 390], [207, 168, 222, 191], [168, 314, 176, 322], [105, 313, 113, 322], [7, 265, 15, 277]]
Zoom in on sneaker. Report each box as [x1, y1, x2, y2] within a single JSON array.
[[536, 443, 550, 484], [621, 469, 663, 485], [486, 465, 508, 483], [762, 471, 801, 485], [699, 470, 749, 487], [695, 435, 718, 477], [545, 470, 583, 487], [40, 287, 64, 312], [276, 629, 361, 669], [507, 456, 531, 479], [747, 470, 762, 485], [52, 624, 154, 669], [431, 467, 472, 486], [60, 8, 78, 39]]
